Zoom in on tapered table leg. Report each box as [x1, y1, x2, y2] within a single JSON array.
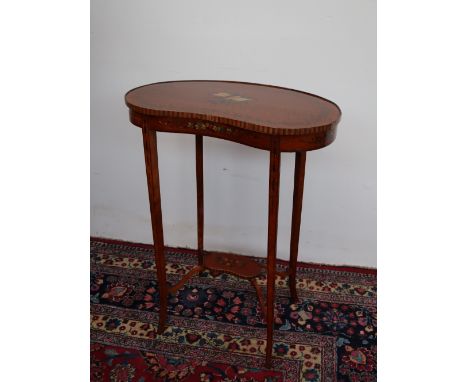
[[289, 151, 306, 303], [265, 144, 281, 368], [142, 128, 168, 334], [196, 135, 204, 268]]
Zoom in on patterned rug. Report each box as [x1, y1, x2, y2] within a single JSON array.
[[90, 238, 377, 382]]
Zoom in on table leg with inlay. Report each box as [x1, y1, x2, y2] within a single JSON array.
[[265, 142, 281, 368], [142, 128, 168, 335], [289, 151, 307, 303], [196, 135, 204, 270]]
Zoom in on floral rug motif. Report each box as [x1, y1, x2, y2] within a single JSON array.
[[91, 238, 377, 382]]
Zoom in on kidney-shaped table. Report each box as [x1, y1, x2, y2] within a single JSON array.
[[125, 80, 341, 367]]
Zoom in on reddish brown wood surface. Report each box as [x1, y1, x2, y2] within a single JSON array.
[[141, 128, 168, 335], [126, 80, 341, 152], [289, 152, 307, 303], [168, 265, 205, 295], [266, 140, 281, 368], [127, 81, 340, 368], [203, 252, 263, 279], [196, 135, 204, 267]]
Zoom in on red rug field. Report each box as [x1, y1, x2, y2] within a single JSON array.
[[91, 238, 377, 382]]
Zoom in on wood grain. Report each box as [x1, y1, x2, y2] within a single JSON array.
[[203, 252, 263, 279], [196, 135, 204, 268], [289, 151, 307, 303], [126, 80, 341, 152], [266, 139, 281, 368], [141, 128, 168, 334]]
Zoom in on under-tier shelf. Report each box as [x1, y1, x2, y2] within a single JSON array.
[[167, 250, 268, 319], [203, 251, 263, 279]]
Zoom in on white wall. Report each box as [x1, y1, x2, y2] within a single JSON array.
[[91, 0, 376, 267]]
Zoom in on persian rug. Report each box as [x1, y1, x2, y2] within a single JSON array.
[[91, 238, 377, 382]]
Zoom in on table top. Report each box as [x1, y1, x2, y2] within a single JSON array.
[[126, 80, 341, 152], [125, 80, 341, 136]]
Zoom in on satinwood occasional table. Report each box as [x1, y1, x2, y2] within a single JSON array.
[[125, 80, 341, 368]]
